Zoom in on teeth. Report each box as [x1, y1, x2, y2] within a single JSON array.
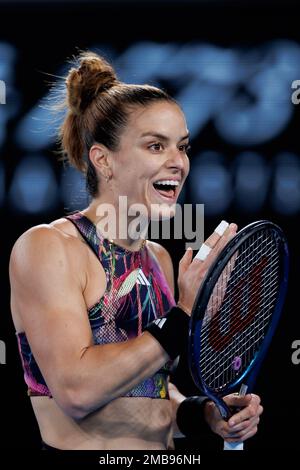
[[154, 180, 180, 186]]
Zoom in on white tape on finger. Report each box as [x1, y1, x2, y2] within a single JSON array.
[[214, 220, 229, 236], [195, 243, 212, 261]]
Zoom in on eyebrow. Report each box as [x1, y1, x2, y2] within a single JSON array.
[[139, 132, 190, 143]]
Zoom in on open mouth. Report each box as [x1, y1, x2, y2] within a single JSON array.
[[152, 180, 180, 200]]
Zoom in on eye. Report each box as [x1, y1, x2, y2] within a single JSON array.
[[149, 142, 164, 152], [179, 143, 191, 154]]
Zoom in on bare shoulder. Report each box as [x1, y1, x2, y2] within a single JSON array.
[[9, 218, 83, 277], [11, 223, 66, 259], [9, 219, 91, 328], [147, 241, 175, 296]]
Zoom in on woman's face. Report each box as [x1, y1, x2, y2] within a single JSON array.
[[110, 101, 190, 221]]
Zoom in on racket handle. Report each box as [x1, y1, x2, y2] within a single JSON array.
[[223, 441, 244, 450], [223, 383, 248, 451]]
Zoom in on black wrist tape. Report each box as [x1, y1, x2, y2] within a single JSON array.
[[176, 396, 212, 438], [144, 306, 189, 359]]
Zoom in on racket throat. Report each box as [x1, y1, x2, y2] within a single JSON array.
[[238, 383, 248, 397]]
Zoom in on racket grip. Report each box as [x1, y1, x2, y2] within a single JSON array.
[[224, 441, 244, 450], [223, 383, 248, 451]]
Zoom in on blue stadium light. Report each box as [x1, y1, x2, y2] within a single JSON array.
[[14, 63, 71, 152], [176, 81, 232, 139], [268, 40, 300, 82], [189, 151, 232, 215], [115, 42, 175, 84], [60, 165, 90, 212], [4, 39, 300, 219], [0, 42, 19, 148], [271, 152, 300, 215], [14, 101, 60, 151], [9, 155, 59, 213], [214, 40, 300, 145], [185, 44, 246, 85], [0, 42, 17, 82], [233, 152, 270, 213], [12, 39, 300, 152], [14, 59, 77, 153]]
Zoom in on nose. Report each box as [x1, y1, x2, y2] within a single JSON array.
[[166, 147, 189, 173]]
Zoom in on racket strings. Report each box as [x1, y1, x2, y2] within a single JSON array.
[[202, 249, 279, 344], [200, 291, 279, 389], [198, 229, 281, 391], [207, 278, 278, 385], [203, 259, 278, 331], [202, 234, 279, 328], [203, 256, 278, 364], [201, 279, 279, 365], [208, 231, 277, 320], [203, 263, 279, 346]]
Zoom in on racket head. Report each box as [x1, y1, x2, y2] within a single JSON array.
[[188, 220, 289, 415]]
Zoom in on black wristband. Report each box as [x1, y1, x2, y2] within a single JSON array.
[[144, 306, 189, 359], [176, 396, 212, 438]]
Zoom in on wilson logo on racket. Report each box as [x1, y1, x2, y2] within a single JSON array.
[[208, 256, 269, 352]]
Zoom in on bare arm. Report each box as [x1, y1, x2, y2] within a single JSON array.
[[9, 227, 169, 419]]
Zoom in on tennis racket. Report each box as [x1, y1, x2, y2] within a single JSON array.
[[188, 220, 289, 450]]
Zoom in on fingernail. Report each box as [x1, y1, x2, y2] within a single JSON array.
[[229, 419, 235, 427], [214, 220, 229, 236]]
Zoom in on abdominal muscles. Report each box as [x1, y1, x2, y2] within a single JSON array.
[[31, 396, 174, 450]]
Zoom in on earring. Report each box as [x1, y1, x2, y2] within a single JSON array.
[[105, 174, 111, 183]]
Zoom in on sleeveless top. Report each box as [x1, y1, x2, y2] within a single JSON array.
[[16, 212, 176, 399]]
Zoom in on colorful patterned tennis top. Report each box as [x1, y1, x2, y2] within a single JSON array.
[[16, 211, 176, 399]]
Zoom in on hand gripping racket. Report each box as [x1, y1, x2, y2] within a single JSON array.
[[188, 221, 289, 450]]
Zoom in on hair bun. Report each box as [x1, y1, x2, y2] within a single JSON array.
[[66, 51, 118, 115]]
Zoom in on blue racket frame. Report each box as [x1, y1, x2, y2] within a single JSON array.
[[189, 220, 289, 419]]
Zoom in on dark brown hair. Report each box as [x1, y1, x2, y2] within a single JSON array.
[[60, 51, 175, 197]]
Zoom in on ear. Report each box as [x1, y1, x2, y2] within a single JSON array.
[[89, 144, 112, 179]]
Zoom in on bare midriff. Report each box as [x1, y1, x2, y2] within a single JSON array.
[[31, 395, 174, 450]]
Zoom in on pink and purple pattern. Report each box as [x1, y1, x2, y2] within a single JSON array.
[[16, 212, 176, 399]]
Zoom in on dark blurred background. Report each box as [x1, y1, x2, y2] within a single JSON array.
[[0, 0, 299, 451]]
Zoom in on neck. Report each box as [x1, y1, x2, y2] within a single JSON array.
[[82, 195, 149, 251]]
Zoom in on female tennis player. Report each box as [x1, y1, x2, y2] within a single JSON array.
[[9, 51, 263, 450]]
